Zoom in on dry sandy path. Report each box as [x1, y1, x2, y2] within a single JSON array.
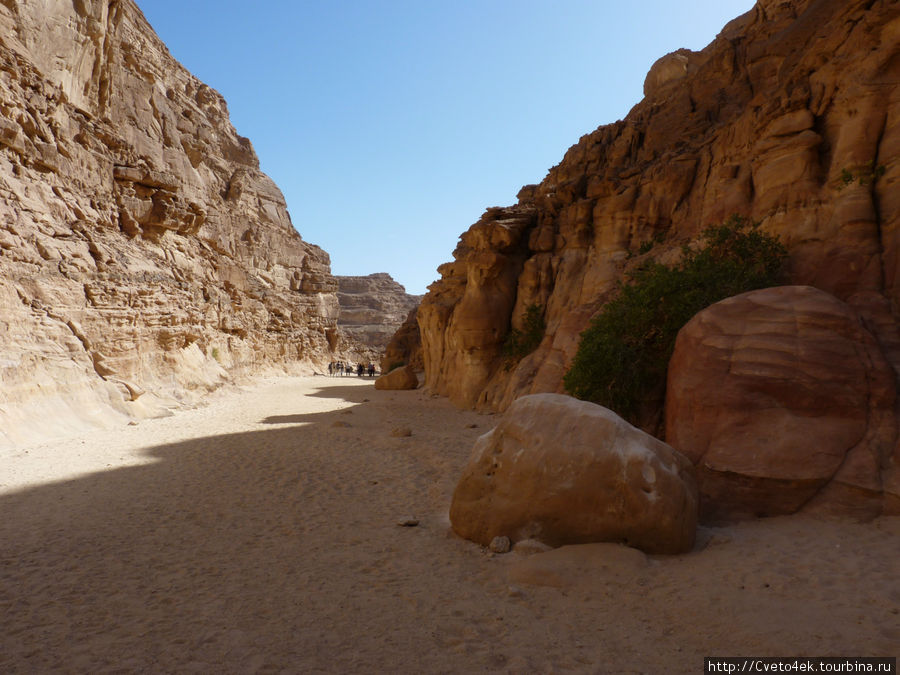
[[1, 376, 898, 673]]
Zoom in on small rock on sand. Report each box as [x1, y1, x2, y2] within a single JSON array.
[[390, 426, 412, 437], [396, 516, 419, 527], [489, 536, 511, 553]]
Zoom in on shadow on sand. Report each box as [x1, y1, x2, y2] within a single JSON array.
[[0, 387, 491, 673]]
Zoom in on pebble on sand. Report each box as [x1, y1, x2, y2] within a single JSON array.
[[489, 536, 511, 554]]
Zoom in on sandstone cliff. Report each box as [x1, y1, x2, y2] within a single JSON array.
[[381, 306, 423, 374], [418, 0, 900, 412], [336, 273, 420, 352], [0, 0, 340, 447]]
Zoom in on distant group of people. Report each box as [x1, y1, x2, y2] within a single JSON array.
[[328, 361, 377, 378]]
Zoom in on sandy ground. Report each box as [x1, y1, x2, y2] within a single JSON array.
[[1, 375, 898, 674]]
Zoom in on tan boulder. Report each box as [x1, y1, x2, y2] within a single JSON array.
[[374, 365, 419, 391], [642, 49, 699, 99], [666, 286, 899, 521], [450, 394, 698, 554]]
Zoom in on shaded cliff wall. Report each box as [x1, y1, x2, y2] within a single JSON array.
[[0, 0, 340, 446], [419, 0, 900, 410]]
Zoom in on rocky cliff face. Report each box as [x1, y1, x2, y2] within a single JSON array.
[[381, 306, 423, 374], [336, 273, 420, 351], [0, 0, 340, 447], [418, 0, 900, 411]]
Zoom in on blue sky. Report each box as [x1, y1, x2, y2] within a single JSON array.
[[137, 1, 755, 295]]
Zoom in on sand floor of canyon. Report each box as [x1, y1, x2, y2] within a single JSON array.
[[1, 376, 898, 674]]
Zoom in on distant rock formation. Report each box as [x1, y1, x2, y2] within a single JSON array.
[[0, 0, 341, 447], [335, 273, 421, 352], [417, 0, 900, 414]]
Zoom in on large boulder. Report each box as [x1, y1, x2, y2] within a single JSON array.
[[666, 286, 899, 521], [374, 365, 419, 391], [643, 49, 700, 98], [450, 394, 698, 554]]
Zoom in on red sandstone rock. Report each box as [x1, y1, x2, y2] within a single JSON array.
[[450, 394, 698, 554], [665, 286, 899, 521]]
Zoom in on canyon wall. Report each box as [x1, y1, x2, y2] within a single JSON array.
[[0, 0, 340, 447], [418, 0, 900, 411], [336, 273, 420, 351]]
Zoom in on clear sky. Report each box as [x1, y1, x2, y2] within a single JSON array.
[[136, 0, 756, 295]]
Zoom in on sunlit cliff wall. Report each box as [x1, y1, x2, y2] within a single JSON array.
[[0, 0, 340, 446]]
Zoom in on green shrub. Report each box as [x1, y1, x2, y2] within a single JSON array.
[[563, 216, 787, 424], [838, 160, 886, 189], [627, 231, 665, 259], [502, 303, 546, 365], [637, 240, 655, 255]]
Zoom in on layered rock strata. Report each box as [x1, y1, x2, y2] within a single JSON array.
[[417, 0, 900, 413], [336, 273, 420, 351], [0, 1, 340, 447], [666, 286, 900, 519]]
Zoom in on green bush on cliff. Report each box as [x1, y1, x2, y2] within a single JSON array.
[[563, 216, 787, 424], [838, 160, 886, 189], [502, 303, 546, 365]]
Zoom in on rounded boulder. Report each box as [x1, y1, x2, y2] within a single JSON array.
[[449, 394, 698, 554], [374, 364, 418, 390], [665, 286, 898, 520]]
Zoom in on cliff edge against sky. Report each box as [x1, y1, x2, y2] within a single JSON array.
[[417, 0, 900, 412], [0, 0, 340, 446]]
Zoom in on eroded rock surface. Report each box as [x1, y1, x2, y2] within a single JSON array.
[[381, 306, 423, 374], [0, 1, 340, 447], [666, 286, 900, 520], [419, 0, 900, 411], [450, 394, 698, 554], [336, 273, 420, 351]]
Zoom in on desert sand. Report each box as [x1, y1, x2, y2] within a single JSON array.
[[1, 376, 897, 673]]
